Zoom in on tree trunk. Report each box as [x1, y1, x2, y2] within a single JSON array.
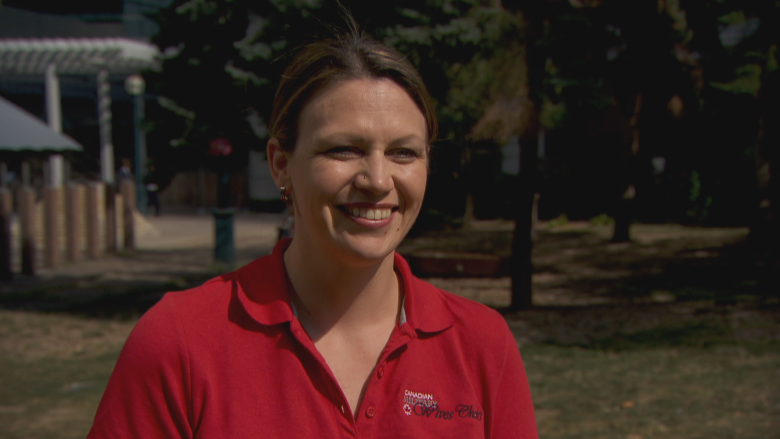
[[462, 192, 476, 230], [611, 185, 635, 243], [611, 93, 642, 243], [749, 68, 779, 274], [461, 146, 475, 230], [508, 134, 537, 311], [506, 5, 545, 311]]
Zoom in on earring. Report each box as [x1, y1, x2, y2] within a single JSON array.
[[362, 175, 368, 179], [280, 186, 291, 202]]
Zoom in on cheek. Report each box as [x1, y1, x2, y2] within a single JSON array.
[[397, 165, 428, 208], [298, 161, 353, 198]]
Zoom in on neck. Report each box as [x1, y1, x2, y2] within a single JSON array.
[[283, 238, 401, 340]]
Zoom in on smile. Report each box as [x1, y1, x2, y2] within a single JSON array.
[[338, 205, 397, 221], [351, 207, 392, 219]]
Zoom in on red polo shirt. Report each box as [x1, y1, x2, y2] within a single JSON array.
[[89, 239, 537, 438]]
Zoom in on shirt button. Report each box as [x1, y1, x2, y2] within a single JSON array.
[[365, 406, 376, 418], [377, 366, 385, 379], [340, 405, 345, 414]]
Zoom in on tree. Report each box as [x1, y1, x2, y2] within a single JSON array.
[[681, 0, 779, 265], [145, 0, 257, 186]]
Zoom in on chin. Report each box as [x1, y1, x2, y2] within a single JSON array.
[[334, 235, 402, 265]]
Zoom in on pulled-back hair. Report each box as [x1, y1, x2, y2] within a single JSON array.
[[268, 26, 437, 151]]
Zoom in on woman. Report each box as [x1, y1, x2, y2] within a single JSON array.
[[89, 27, 537, 439]]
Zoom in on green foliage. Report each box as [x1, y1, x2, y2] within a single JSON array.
[[711, 64, 762, 96], [143, 0, 779, 228], [540, 98, 566, 130], [687, 171, 713, 222], [589, 213, 613, 226], [548, 213, 569, 228]]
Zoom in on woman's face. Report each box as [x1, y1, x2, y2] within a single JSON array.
[[270, 78, 428, 265]]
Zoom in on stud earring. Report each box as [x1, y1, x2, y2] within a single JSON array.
[[280, 186, 291, 202]]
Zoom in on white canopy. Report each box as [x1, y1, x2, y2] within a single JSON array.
[[0, 37, 159, 75], [0, 94, 82, 151]]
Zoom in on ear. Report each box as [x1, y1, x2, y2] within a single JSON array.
[[267, 137, 291, 188]]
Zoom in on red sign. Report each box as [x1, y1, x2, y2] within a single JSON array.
[[208, 138, 233, 156]]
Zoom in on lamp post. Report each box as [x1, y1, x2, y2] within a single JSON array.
[[124, 74, 147, 215], [208, 138, 235, 266]]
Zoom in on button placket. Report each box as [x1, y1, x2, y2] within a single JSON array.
[[288, 320, 358, 434]]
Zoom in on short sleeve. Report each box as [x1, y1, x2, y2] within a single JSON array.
[[88, 294, 193, 439], [488, 324, 538, 439]]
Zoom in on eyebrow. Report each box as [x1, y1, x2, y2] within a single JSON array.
[[317, 133, 426, 148], [389, 134, 427, 148]]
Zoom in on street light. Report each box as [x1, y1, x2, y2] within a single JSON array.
[[124, 74, 147, 215], [208, 138, 235, 266]]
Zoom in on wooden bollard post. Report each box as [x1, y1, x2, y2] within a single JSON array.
[[119, 180, 135, 250], [86, 182, 101, 259], [105, 184, 117, 254], [115, 193, 123, 250], [0, 188, 12, 280], [18, 186, 36, 275], [44, 187, 62, 268], [66, 183, 83, 263]]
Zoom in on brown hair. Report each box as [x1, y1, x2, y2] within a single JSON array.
[[268, 26, 437, 151]]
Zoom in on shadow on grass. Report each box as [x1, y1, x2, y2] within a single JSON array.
[[411, 224, 780, 350], [2, 224, 778, 350], [552, 321, 731, 351], [0, 241, 276, 319], [0, 246, 269, 319], [0, 276, 210, 320]]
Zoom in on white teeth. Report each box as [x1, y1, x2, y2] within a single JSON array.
[[350, 208, 392, 220]]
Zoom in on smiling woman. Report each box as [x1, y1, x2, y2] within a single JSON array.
[[270, 78, 428, 265], [88, 19, 538, 439]]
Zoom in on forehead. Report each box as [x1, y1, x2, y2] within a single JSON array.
[[296, 78, 427, 144]]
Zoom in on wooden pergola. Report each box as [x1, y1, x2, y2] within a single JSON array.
[[0, 37, 159, 184]]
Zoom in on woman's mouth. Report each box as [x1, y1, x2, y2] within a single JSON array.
[[338, 205, 397, 221]]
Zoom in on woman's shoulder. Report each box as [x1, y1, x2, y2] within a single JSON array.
[[128, 272, 237, 342], [408, 276, 514, 346], [153, 271, 236, 315], [138, 250, 291, 336]]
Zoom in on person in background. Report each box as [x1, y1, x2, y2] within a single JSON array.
[[88, 18, 537, 439], [117, 158, 132, 182]]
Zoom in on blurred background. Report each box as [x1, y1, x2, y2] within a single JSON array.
[[0, 0, 777, 438]]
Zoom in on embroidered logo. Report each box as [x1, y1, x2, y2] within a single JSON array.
[[401, 389, 483, 421], [455, 404, 483, 421], [403, 389, 437, 416]]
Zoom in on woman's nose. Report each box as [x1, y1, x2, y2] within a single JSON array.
[[355, 154, 393, 193]]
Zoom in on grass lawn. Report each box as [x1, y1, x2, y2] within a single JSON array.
[[0, 311, 134, 439], [526, 344, 780, 438], [1, 222, 778, 438]]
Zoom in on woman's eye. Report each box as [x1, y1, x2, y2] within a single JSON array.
[[389, 148, 422, 162], [325, 147, 361, 159]]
